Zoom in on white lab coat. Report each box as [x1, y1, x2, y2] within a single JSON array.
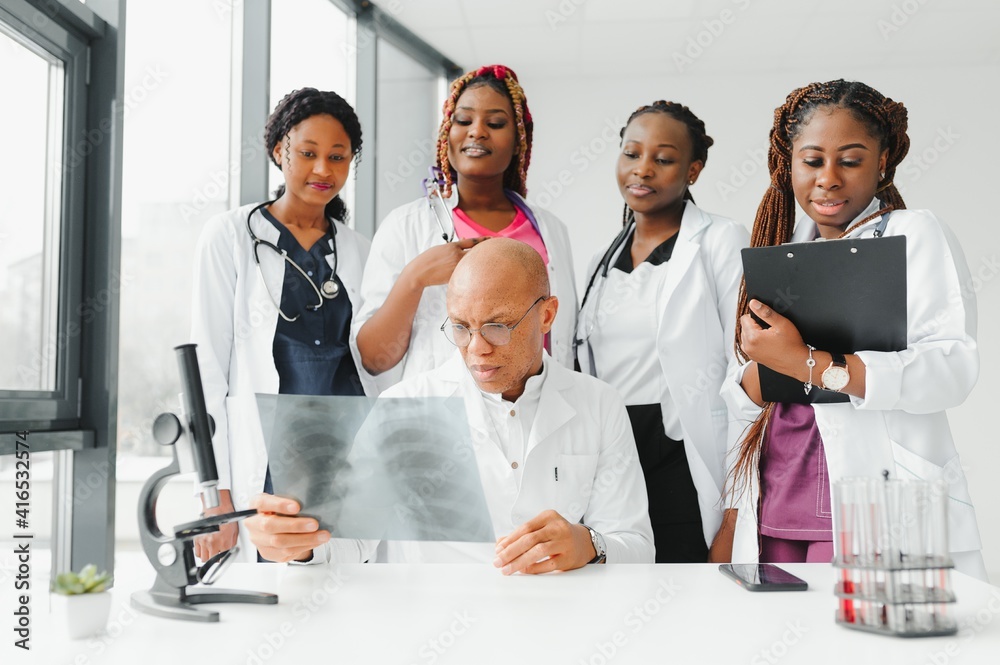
[[341, 353, 654, 564], [721, 200, 986, 579], [354, 191, 578, 394], [578, 202, 749, 548], [190, 203, 374, 562]]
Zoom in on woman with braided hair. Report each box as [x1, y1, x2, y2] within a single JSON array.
[[355, 64, 576, 392], [717, 79, 986, 579], [190, 88, 376, 563], [576, 101, 748, 562]]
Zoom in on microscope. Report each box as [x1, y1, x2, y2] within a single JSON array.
[[131, 344, 277, 622]]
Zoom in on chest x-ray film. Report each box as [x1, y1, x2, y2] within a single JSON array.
[[256, 394, 495, 543]]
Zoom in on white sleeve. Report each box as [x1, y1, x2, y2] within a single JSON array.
[[707, 220, 750, 381], [536, 208, 578, 367], [576, 242, 613, 376], [719, 361, 763, 491], [294, 539, 380, 565], [340, 228, 378, 397], [584, 388, 655, 564], [852, 214, 979, 413], [190, 213, 238, 490], [352, 207, 414, 391], [707, 221, 753, 487]]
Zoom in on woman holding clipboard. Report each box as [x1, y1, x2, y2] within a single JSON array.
[[716, 79, 986, 580]]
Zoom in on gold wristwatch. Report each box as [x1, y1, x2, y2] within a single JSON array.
[[821, 352, 850, 392]]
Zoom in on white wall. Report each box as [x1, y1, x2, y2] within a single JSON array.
[[521, 63, 1000, 581]]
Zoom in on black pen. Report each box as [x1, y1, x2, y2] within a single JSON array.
[[554, 467, 558, 481]]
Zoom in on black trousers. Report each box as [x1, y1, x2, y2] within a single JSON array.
[[626, 404, 708, 563]]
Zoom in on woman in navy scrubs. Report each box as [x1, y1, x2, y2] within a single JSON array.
[[190, 88, 373, 563]]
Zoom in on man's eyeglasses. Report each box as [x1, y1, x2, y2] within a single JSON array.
[[441, 296, 548, 347]]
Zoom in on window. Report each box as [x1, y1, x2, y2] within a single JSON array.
[[117, 0, 234, 458], [269, 0, 353, 210], [0, 27, 63, 394], [374, 37, 444, 225], [0, 0, 118, 578], [0, 9, 85, 428]]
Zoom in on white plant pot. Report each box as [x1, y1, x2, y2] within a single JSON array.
[[51, 591, 112, 639]]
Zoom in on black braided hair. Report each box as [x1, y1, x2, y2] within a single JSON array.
[[265, 87, 362, 223], [736, 79, 909, 358], [728, 79, 910, 504]]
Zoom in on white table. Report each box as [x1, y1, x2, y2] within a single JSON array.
[[7, 553, 1000, 664]]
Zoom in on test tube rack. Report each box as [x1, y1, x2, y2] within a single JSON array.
[[833, 474, 957, 637], [834, 555, 957, 637]]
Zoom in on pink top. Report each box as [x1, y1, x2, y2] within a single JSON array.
[[452, 206, 549, 265]]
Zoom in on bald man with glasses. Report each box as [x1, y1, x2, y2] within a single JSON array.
[[247, 238, 654, 571]]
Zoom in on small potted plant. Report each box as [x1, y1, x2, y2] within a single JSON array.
[[51, 564, 113, 639]]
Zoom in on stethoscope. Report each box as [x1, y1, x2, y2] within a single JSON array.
[[573, 216, 636, 368], [246, 201, 340, 323], [422, 166, 455, 242], [420, 166, 546, 246]]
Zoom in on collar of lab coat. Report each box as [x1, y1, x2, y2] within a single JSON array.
[[583, 200, 716, 364], [603, 200, 713, 270], [646, 200, 714, 306], [438, 352, 576, 459], [790, 197, 883, 243], [676, 199, 713, 244]]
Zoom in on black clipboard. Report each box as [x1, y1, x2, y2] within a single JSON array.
[[741, 235, 907, 404]]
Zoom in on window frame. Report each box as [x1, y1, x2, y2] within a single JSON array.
[[0, 0, 91, 434], [0, 0, 120, 580]]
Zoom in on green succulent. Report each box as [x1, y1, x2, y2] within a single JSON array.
[[53, 564, 112, 595]]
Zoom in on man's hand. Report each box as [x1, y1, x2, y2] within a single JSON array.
[[194, 489, 238, 562], [244, 494, 330, 563], [493, 510, 597, 575]]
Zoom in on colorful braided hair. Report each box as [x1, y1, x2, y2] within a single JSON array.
[[265, 87, 363, 223], [435, 64, 533, 199], [619, 100, 714, 226], [728, 80, 910, 501]]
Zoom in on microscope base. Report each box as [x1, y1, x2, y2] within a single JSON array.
[[131, 587, 278, 623]]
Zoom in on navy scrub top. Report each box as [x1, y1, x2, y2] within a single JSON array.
[[262, 208, 364, 397]]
